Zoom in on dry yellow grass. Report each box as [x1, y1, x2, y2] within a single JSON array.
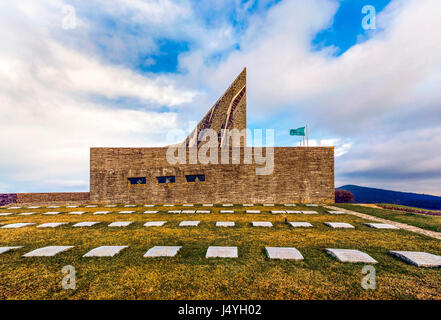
[[0, 204, 440, 300]]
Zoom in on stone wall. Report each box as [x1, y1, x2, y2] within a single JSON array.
[[90, 147, 334, 204], [0, 192, 90, 206]]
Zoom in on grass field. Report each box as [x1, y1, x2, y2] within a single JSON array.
[[335, 203, 441, 233], [0, 204, 440, 300]]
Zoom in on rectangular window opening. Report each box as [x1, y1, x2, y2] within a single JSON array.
[[128, 177, 146, 185], [185, 174, 205, 182], [156, 176, 176, 183]]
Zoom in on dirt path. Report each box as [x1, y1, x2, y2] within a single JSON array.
[[325, 205, 441, 241]]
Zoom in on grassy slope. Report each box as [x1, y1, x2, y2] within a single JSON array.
[[378, 203, 441, 214], [0, 204, 440, 300], [335, 204, 441, 233]]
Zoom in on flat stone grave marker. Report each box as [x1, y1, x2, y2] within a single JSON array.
[[8, 207, 21, 209], [289, 222, 313, 228], [2, 223, 35, 229], [124, 205, 136, 207], [83, 246, 128, 257], [327, 210, 345, 214], [246, 210, 261, 213], [69, 211, 87, 215], [284, 204, 296, 207], [27, 206, 40, 209], [326, 248, 377, 264], [306, 204, 319, 207], [206, 246, 238, 258], [243, 204, 254, 206], [286, 210, 302, 214], [144, 210, 159, 214], [108, 221, 133, 227], [94, 211, 111, 215], [23, 246, 74, 257], [105, 205, 117, 207], [144, 221, 167, 227], [47, 206, 60, 208], [202, 204, 213, 206], [66, 205, 78, 208], [72, 221, 100, 227], [37, 222, 68, 228], [182, 204, 193, 207], [216, 221, 235, 227], [252, 221, 273, 227], [271, 210, 286, 214], [163, 204, 174, 207], [223, 204, 233, 207], [119, 210, 135, 214], [263, 204, 274, 206], [220, 210, 234, 213], [0, 247, 22, 255], [19, 212, 37, 216], [86, 205, 98, 208], [144, 246, 181, 257], [390, 251, 441, 267], [366, 223, 399, 230], [265, 247, 304, 260], [196, 210, 210, 213], [302, 211, 318, 214], [144, 204, 155, 207], [179, 221, 200, 227], [0, 213, 14, 216], [325, 222, 355, 229], [43, 212, 61, 215], [168, 210, 181, 214], [182, 210, 196, 214]]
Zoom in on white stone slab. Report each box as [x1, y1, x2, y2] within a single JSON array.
[[265, 247, 304, 260], [47, 206, 60, 208], [243, 204, 254, 207], [222, 204, 233, 207], [144, 221, 167, 227], [302, 211, 318, 214], [68, 211, 87, 215], [19, 212, 37, 216], [163, 204, 174, 207], [43, 211, 61, 215], [182, 204, 193, 206], [86, 205, 98, 208], [144, 204, 155, 207], [390, 251, 441, 267], [246, 210, 261, 213], [206, 246, 238, 258], [179, 221, 200, 227], [325, 222, 355, 229], [124, 205, 136, 207], [8, 206, 21, 209], [271, 210, 286, 214], [23, 246, 74, 257], [263, 204, 274, 206], [196, 210, 210, 213], [327, 210, 345, 214], [326, 248, 377, 264], [286, 210, 302, 214], [105, 205, 117, 207], [182, 210, 196, 214], [108, 221, 133, 227], [216, 221, 235, 227], [168, 210, 181, 214], [0, 213, 14, 216], [144, 210, 159, 214], [94, 211, 111, 215], [306, 204, 319, 207], [252, 221, 273, 227], [83, 246, 128, 257], [72, 221, 100, 227], [119, 210, 135, 214], [202, 204, 213, 206], [66, 205, 78, 208], [365, 223, 399, 230], [37, 222, 68, 228], [289, 222, 313, 228], [27, 206, 40, 209], [2, 223, 35, 229], [0, 246, 22, 255], [144, 246, 181, 257], [284, 204, 296, 207], [220, 210, 234, 213]]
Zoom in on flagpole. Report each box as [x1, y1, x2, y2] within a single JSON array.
[[306, 124, 309, 147]]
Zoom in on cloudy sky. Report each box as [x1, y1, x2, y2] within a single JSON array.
[[0, 0, 440, 195]]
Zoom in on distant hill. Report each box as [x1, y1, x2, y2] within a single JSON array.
[[337, 185, 441, 211]]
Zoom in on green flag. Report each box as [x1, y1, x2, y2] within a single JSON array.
[[290, 127, 305, 136]]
